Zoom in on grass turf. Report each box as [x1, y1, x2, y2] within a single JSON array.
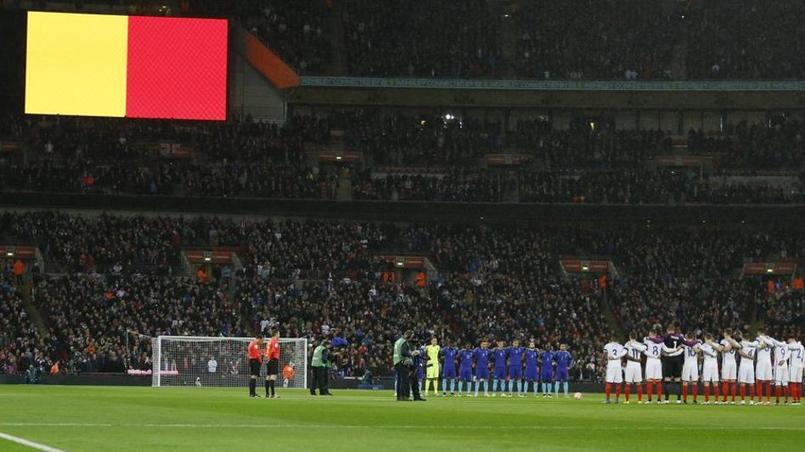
[[0, 386, 803, 451]]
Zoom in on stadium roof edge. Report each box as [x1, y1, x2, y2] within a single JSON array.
[[300, 77, 805, 92]]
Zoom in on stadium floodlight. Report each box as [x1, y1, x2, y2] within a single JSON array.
[[152, 336, 308, 389]]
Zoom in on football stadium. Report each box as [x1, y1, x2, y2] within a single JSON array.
[[1, 1, 804, 451]]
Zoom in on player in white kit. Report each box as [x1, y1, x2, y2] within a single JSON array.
[[708, 329, 738, 404], [736, 332, 762, 405], [760, 334, 790, 405], [679, 331, 701, 404], [643, 327, 679, 403], [603, 335, 627, 404], [787, 336, 803, 405], [623, 331, 646, 404], [699, 333, 720, 404], [754, 328, 774, 405]]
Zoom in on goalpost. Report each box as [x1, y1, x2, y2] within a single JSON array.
[[152, 336, 308, 389]]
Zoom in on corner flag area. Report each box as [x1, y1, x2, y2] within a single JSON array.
[[0, 387, 802, 452]]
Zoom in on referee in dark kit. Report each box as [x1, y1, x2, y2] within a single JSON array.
[[247, 334, 264, 397]]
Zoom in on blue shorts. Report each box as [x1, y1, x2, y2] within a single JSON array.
[[494, 368, 507, 380], [460, 368, 473, 381], [541, 372, 553, 382], [556, 368, 569, 382], [443, 367, 457, 379], [526, 368, 538, 381], [509, 367, 523, 379], [476, 368, 490, 380]]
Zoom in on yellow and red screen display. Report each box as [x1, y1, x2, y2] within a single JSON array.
[[25, 12, 227, 120]]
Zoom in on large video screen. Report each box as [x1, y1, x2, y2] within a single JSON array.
[[25, 12, 227, 120]]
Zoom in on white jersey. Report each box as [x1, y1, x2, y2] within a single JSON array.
[[700, 343, 718, 366], [604, 342, 626, 383], [683, 340, 701, 365], [643, 339, 664, 360], [720, 339, 737, 364], [756, 337, 773, 364], [625, 341, 646, 362], [764, 337, 789, 367], [789, 341, 804, 368], [604, 342, 627, 361], [739, 340, 759, 361]]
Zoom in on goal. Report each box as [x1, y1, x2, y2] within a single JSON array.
[[152, 336, 308, 389]]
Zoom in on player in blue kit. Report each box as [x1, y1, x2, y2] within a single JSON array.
[[474, 340, 491, 397], [525, 340, 540, 396], [457, 344, 474, 397], [492, 340, 508, 396], [553, 344, 574, 397], [540, 347, 555, 397], [416, 344, 426, 394], [507, 339, 525, 397], [440, 340, 458, 396]]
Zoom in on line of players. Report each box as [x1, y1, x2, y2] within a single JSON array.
[[415, 337, 574, 397], [603, 323, 804, 405]]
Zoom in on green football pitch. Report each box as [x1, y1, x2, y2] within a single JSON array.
[[0, 386, 803, 452]]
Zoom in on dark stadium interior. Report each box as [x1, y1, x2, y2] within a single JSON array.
[[0, 0, 803, 390]]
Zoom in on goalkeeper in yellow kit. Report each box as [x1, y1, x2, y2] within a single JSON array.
[[424, 337, 441, 396]]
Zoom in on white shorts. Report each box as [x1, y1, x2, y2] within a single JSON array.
[[738, 363, 755, 384], [790, 365, 803, 383], [605, 361, 623, 383], [774, 365, 789, 385], [721, 360, 737, 381], [702, 362, 719, 383], [645, 359, 662, 381], [755, 360, 773, 381], [682, 360, 699, 382], [624, 362, 642, 383]]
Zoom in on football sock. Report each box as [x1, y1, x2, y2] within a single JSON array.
[[637, 383, 643, 402], [624, 384, 631, 402], [563, 382, 569, 396], [265, 380, 270, 396], [605, 383, 612, 401]]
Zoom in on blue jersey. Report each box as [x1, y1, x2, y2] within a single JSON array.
[[525, 348, 539, 372], [554, 350, 572, 371], [459, 349, 474, 370], [442, 347, 458, 372], [540, 351, 554, 373], [493, 348, 507, 369], [474, 348, 490, 369], [415, 347, 426, 378], [508, 347, 524, 370]]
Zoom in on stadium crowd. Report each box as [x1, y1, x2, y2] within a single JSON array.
[[9, 0, 805, 80], [1, 212, 802, 380], [2, 113, 804, 205]]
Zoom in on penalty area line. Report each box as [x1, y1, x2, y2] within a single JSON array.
[[0, 432, 65, 452]]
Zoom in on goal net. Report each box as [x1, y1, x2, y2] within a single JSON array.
[[152, 336, 308, 389]]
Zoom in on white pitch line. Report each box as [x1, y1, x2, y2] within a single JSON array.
[[1, 423, 802, 431], [0, 432, 65, 452]]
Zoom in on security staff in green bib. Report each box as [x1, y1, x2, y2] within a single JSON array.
[[310, 339, 332, 396], [394, 331, 414, 401]]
